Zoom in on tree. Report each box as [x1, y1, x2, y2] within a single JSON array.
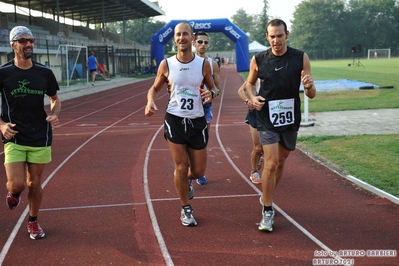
[[252, 0, 270, 46], [347, 0, 399, 49], [289, 0, 347, 59], [106, 18, 165, 46], [232, 8, 256, 35], [289, 0, 399, 59]]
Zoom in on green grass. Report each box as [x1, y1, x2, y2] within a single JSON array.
[[241, 58, 399, 197], [297, 135, 399, 196], [305, 58, 399, 112], [312, 58, 399, 89]]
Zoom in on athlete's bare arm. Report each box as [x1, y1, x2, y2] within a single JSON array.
[[145, 59, 168, 116]]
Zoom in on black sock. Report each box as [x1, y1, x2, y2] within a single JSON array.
[[28, 216, 37, 222], [12, 192, 20, 198], [263, 206, 273, 212], [182, 204, 191, 210]]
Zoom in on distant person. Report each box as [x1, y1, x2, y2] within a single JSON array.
[[245, 19, 316, 232], [192, 31, 220, 185], [214, 53, 221, 69], [145, 22, 217, 227], [0, 26, 61, 240], [237, 79, 263, 184], [97, 62, 110, 80], [87, 51, 98, 86], [87, 52, 109, 85], [152, 57, 157, 74]]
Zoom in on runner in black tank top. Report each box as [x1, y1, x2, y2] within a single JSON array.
[[244, 19, 316, 232]]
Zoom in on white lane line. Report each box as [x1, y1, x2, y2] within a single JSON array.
[[214, 68, 349, 264], [29, 193, 260, 213], [0, 105, 146, 265], [40, 202, 147, 211], [58, 90, 148, 127], [143, 125, 174, 266], [37, 194, 259, 212]]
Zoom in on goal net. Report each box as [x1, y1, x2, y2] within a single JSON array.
[[51, 45, 88, 86], [367, 48, 391, 59]]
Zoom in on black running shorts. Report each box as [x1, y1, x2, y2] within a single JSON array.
[[244, 109, 257, 129], [259, 129, 298, 151], [164, 112, 208, 150]]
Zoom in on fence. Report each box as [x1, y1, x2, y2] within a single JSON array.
[[304, 46, 399, 60], [0, 28, 151, 80]]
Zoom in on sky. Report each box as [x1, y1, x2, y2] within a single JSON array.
[[155, 0, 303, 30], [0, 0, 303, 30]]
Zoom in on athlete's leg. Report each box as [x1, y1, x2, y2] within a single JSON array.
[[250, 125, 263, 171], [187, 147, 207, 180], [26, 163, 45, 217], [260, 143, 279, 207], [167, 140, 190, 206], [5, 162, 27, 195], [275, 144, 291, 187]]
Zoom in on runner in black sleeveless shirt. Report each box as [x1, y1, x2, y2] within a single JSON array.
[[245, 19, 316, 232]]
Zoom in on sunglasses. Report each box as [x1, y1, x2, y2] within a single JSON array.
[[196, 40, 209, 45], [13, 38, 36, 44]]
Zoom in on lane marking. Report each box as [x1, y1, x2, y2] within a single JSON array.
[[144, 125, 174, 266], [37, 193, 259, 211], [0, 90, 158, 264]]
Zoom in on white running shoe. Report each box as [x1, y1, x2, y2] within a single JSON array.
[[181, 205, 197, 226], [258, 209, 275, 231]]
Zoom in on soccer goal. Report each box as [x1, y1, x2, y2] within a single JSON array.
[[51, 45, 88, 86], [367, 48, 391, 59]]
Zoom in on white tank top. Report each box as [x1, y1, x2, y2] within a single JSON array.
[[208, 57, 213, 75], [166, 55, 205, 118]]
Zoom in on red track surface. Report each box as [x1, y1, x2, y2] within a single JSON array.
[[0, 67, 398, 266]]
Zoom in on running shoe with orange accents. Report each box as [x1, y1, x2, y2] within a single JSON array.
[[27, 220, 45, 240], [250, 171, 261, 184]]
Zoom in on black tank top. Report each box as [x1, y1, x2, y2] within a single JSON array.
[[255, 47, 304, 132]]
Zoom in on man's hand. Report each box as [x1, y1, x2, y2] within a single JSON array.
[[145, 103, 158, 117], [1, 123, 18, 140], [200, 88, 212, 104], [46, 115, 60, 128], [245, 99, 255, 110], [301, 70, 314, 90], [251, 96, 266, 111]]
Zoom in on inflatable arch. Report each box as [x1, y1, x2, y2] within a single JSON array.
[[151, 19, 250, 72]]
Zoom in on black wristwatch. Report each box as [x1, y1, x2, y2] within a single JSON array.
[[210, 90, 216, 99]]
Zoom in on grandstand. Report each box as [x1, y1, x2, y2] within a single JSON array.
[[0, 0, 165, 82]]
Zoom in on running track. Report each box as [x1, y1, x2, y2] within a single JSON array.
[[0, 67, 398, 266]]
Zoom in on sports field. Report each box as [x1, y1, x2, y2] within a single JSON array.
[[308, 58, 398, 112]]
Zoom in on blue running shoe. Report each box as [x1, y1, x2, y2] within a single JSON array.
[[196, 176, 207, 185]]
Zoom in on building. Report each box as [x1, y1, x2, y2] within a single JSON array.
[[0, 0, 165, 82]]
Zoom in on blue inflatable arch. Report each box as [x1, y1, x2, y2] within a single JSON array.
[[151, 19, 250, 72]]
